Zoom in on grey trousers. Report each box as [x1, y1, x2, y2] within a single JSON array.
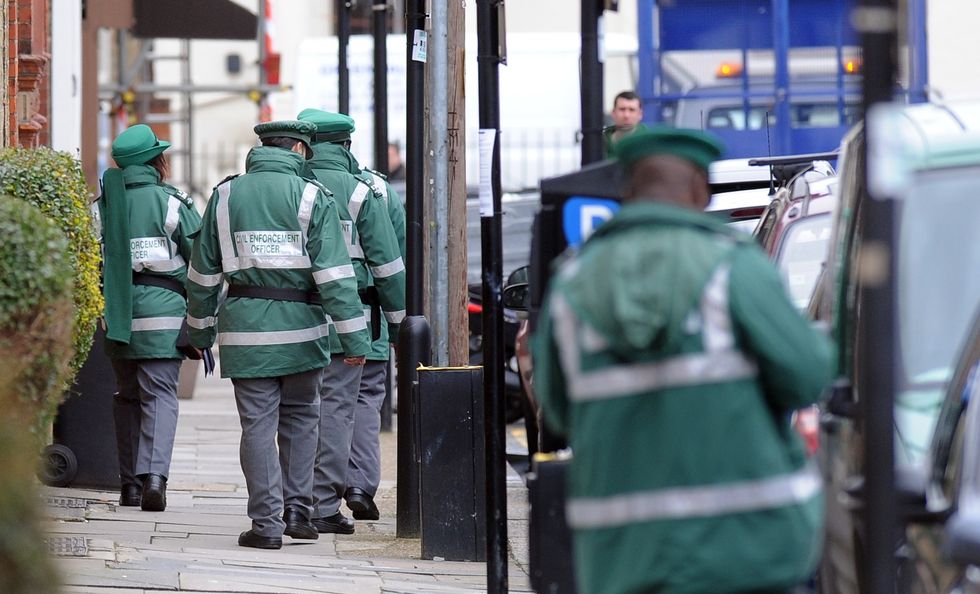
[[347, 359, 388, 496], [111, 358, 181, 485], [312, 357, 363, 518], [231, 368, 322, 538]]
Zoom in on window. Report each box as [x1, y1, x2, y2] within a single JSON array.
[[340, 0, 406, 35]]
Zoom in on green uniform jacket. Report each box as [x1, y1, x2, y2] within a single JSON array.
[[532, 202, 833, 594], [94, 165, 202, 360], [305, 143, 406, 356], [186, 147, 370, 378], [603, 121, 649, 157], [360, 167, 406, 361]]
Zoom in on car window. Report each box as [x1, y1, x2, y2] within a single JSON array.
[[776, 214, 833, 310], [893, 166, 980, 464], [705, 103, 860, 131]]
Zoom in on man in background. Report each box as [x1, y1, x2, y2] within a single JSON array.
[[603, 90, 647, 156]]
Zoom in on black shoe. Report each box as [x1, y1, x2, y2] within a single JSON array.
[[345, 487, 380, 521], [311, 512, 355, 535], [140, 474, 167, 512], [238, 529, 282, 550], [119, 484, 142, 507], [282, 505, 319, 540]]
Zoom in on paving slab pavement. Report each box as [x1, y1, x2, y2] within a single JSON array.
[[42, 356, 534, 593]]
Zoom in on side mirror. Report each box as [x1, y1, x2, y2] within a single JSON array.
[[944, 511, 980, 565], [503, 282, 530, 312]]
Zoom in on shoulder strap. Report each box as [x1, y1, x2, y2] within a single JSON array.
[[301, 176, 333, 197], [160, 183, 194, 208], [213, 174, 240, 192]]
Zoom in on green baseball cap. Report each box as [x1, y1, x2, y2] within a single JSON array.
[[111, 124, 171, 168], [613, 127, 725, 172], [297, 108, 356, 143]]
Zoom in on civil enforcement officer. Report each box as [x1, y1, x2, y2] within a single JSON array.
[[296, 109, 406, 532], [345, 124, 407, 522], [532, 128, 833, 594], [95, 124, 202, 512], [185, 120, 371, 550]]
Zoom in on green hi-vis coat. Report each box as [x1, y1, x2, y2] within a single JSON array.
[[93, 165, 202, 360], [360, 167, 406, 361], [305, 143, 406, 357], [532, 202, 833, 594], [186, 147, 370, 379]]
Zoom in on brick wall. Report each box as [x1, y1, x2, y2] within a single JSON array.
[[7, 0, 51, 148]]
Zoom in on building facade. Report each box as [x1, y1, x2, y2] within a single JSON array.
[[6, 0, 52, 148]]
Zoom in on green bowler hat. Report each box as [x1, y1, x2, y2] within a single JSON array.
[[297, 108, 355, 143], [253, 119, 317, 146], [112, 124, 171, 168], [613, 127, 725, 171]]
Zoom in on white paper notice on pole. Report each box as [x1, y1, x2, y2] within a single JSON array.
[[412, 30, 428, 63], [478, 129, 496, 218]]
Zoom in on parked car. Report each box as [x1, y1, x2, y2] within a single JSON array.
[[813, 102, 980, 594], [898, 307, 980, 593]]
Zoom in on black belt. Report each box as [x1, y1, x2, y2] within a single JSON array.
[[227, 284, 322, 305], [360, 286, 382, 341], [133, 272, 186, 298]]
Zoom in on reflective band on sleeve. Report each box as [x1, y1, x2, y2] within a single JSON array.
[[131, 317, 185, 332], [566, 465, 822, 529], [701, 261, 734, 352], [187, 264, 224, 287], [332, 315, 368, 334], [187, 315, 217, 329], [215, 181, 237, 270], [218, 323, 331, 346], [297, 182, 319, 240], [384, 309, 406, 324], [370, 173, 389, 204], [348, 182, 371, 223], [313, 264, 356, 284], [370, 257, 405, 279]]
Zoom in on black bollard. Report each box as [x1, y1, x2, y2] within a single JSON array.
[[396, 314, 430, 538]]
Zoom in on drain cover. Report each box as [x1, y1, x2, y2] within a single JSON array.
[[47, 536, 88, 557], [44, 496, 88, 509]]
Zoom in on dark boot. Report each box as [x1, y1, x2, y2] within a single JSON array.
[[345, 487, 380, 521], [311, 511, 355, 535], [238, 530, 282, 550], [283, 505, 319, 540], [140, 473, 167, 512], [119, 484, 142, 507]]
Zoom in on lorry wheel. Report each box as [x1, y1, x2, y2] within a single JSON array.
[[39, 444, 77, 487]]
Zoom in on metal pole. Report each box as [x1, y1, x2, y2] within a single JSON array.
[[636, 0, 658, 123], [427, 0, 450, 366], [580, 0, 604, 165], [257, 0, 268, 120], [477, 0, 507, 591], [856, 0, 898, 591], [396, 0, 428, 539], [373, 0, 389, 172], [907, 0, 928, 103], [182, 39, 194, 194], [771, 0, 791, 155], [338, 0, 351, 114]]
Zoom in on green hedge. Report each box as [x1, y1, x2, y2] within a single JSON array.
[[0, 197, 75, 438], [0, 196, 69, 594], [0, 148, 102, 376]]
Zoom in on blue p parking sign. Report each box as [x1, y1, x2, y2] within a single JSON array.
[[562, 196, 620, 248]]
